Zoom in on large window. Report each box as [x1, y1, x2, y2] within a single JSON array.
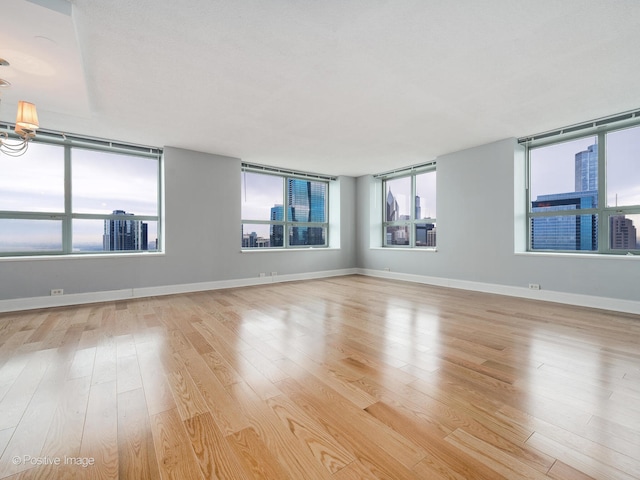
[[0, 137, 162, 256], [381, 165, 436, 248], [241, 166, 330, 249], [526, 120, 640, 254]]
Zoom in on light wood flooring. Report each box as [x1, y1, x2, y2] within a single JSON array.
[[0, 275, 638, 479]]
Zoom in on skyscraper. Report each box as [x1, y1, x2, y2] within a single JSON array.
[[610, 215, 637, 249], [575, 144, 598, 193], [386, 189, 399, 221], [287, 179, 326, 246], [531, 192, 598, 250], [385, 188, 409, 245], [103, 210, 148, 251], [270, 204, 284, 247]]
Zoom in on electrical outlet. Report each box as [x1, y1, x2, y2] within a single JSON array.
[[528, 283, 540, 290], [271, 272, 277, 276], [383, 267, 390, 271], [259, 272, 266, 278], [50, 288, 64, 296]]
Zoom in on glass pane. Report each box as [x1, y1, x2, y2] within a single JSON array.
[[530, 214, 598, 251], [72, 149, 158, 215], [0, 219, 62, 252], [288, 225, 326, 246], [73, 218, 158, 252], [609, 214, 639, 250], [606, 125, 640, 207], [242, 223, 284, 248], [0, 142, 64, 212], [384, 225, 410, 246], [241, 172, 283, 221], [242, 223, 282, 248], [415, 171, 436, 220], [385, 176, 411, 222], [530, 136, 598, 210], [287, 179, 327, 223], [415, 222, 436, 247]]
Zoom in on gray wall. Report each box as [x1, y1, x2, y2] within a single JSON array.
[[0, 147, 357, 302], [356, 138, 640, 303]]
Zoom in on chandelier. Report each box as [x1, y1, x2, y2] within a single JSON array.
[[0, 100, 39, 157]]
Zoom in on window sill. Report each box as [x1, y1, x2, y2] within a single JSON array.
[[241, 247, 340, 253], [515, 251, 640, 260], [0, 251, 165, 262], [369, 247, 438, 252]]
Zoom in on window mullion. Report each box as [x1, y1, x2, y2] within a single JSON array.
[[62, 145, 72, 254], [283, 177, 289, 248], [410, 173, 416, 247], [597, 132, 608, 253]]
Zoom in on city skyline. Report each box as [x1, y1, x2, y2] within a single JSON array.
[[0, 142, 159, 252], [385, 186, 436, 247], [242, 176, 327, 248], [531, 141, 639, 251], [103, 210, 154, 252]]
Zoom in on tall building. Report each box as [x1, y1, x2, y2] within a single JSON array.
[[270, 204, 284, 247], [287, 179, 325, 246], [575, 144, 598, 193], [415, 223, 436, 247], [610, 215, 637, 249], [386, 189, 399, 221], [531, 192, 598, 250], [531, 144, 599, 251], [385, 188, 408, 245], [103, 210, 148, 251]]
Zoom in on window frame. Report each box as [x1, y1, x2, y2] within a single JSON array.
[[0, 127, 162, 257], [241, 165, 332, 249], [380, 164, 437, 249], [524, 117, 640, 255]]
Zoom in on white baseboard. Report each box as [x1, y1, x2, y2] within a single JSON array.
[[2, 267, 637, 315], [0, 268, 358, 313], [356, 268, 640, 315]]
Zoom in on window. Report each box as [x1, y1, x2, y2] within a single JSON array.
[[526, 119, 640, 254], [241, 166, 331, 249], [0, 136, 162, 256], [381, 165, 436, 248]]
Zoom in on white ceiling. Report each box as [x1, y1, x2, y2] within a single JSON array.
[[1, 0, 639, 176]]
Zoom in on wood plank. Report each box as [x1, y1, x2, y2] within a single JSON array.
[[117, 388, 161, 480], [265, 394, 355, 474], [182, 412, 246, 480], [226, 426, 292, 480], [80, 380, 119, 479], [149, 408, 203, 480]]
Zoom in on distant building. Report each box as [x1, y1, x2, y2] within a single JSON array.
[[288, 179, 325, 246], [531, 192, 598, 250], [242, 231, 270, 248], [610, 215, 637, 250], [103, 210, 148, 251], [386, 189, 399, 221], [575, 144, 598, 193], [415, 223, 436, 247], [270, 204, 284, 247]]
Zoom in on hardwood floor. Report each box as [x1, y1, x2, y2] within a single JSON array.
[[0, 275, 638, 479]]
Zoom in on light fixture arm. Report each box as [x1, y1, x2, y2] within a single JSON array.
[[0, 101, 39, 157], [0, 130, 31, 156]]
